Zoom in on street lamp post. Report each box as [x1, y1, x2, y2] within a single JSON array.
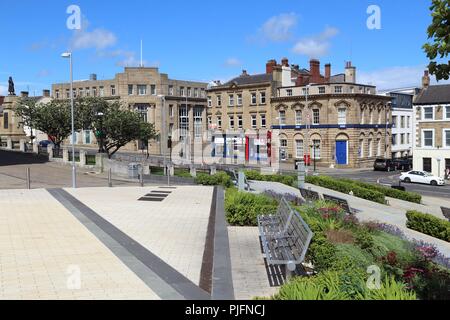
[[62, 52, 76, 189], [96, 112, 105, 153], [158, 95, 170, 186]]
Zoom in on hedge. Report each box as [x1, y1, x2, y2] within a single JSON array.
[[340, 178, 422, 204], [245, 170, 296, 187], [406, 211, 450, 242], [225, 188, 278, 226], [195, 172, 233, 188], [306, 175, 386, 204]]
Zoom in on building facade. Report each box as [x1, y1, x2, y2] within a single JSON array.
[[273, 61, 392, 168], [52, 67, 208, 157], [205, 59, 392, 168], [380, 90, 415, 159], [413, 71, 450, 177]]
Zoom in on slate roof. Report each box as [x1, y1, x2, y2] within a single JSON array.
[[223, 73, 272, 86], [414, 84, 450, 105]]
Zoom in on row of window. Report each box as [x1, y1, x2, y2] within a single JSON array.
[[207, 114, 267, 130], [55, 85, 207, 99], [56, 86, 116, 99], [392, 133, 411, 146], [421, 106, 450, 121], [278, 109, 322, 126], [392, 115, 411, 129], [285, 86, 373, 97], [421, 129, 450, 148], [359, 138, 383, 158], [280, 139, 321, 160], [207, 92, 267, 108]]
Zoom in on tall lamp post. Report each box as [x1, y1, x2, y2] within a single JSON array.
[[157, 95, 170, 184], [61, 52, 76, 189], [96, 112, 105, 153]]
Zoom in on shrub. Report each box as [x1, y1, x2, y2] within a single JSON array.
[[244, 170, 296, 187], [334, 244, 376, 271], [357, 276, 417, 300], [306, 175, 386, 204], [307, 234, 338, 272], [406, 211, 450, 242], [273, 272, 416, 300], [224, 188, 278, 226], [340, 178, 422, 204], [355, 228, 375, 251], [195, 172, 233, 188]]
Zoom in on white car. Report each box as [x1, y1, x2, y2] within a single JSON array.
[[400, 171, 446, 186]]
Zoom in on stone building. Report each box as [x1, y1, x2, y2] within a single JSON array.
[[413, 71, 450, 177], [52, 67, 208, 157], [379, 89, 417, 159], [205, 58, 301, 162], [273, 61, 393, 168], [0, 93, 28, 146]]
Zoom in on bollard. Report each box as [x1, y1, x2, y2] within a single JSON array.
[[26, 168, 31, 190], [108, 168, 112, 188]]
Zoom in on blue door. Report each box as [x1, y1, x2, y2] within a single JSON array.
[[336, 141, 347, 165]]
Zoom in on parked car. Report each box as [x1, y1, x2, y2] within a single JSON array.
[[38, 140, 55, 148], [392, 158, 412, 171], [400, 171, 446, 186], [374, 158, 397, 172]]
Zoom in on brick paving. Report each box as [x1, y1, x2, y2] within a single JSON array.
[[0, 189, 159, 300]]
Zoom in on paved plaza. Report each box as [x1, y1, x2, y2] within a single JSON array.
[[0, 186, 217, 300]]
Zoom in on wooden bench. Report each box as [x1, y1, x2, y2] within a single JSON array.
[[258, 198, 314, 278], [441, 207, 450, 222], [323, 194, 359, 215], [299, 187, 321, 202]]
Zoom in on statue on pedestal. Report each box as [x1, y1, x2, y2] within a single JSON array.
[[8, 77, 15, 96]]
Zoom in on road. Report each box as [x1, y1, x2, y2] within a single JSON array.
[[0, 150, 136, 189], [322, 169, 450, 198]]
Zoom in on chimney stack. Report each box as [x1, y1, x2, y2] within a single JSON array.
[[281, 57, 289, 67], [20, 91, 29, 98], [422, 70, 430, 89], [90, 73, 97, 81], [43, 89, 50, 97], [266, 59, 277, 74], [345, 61, 356, 83], [325, 63, 331, 82], [310, 59, 321, 84], [296, 74, 304, 86], [241, 70, 249, 77]]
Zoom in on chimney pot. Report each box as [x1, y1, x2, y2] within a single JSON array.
[[266, 59, 277, 74], [281, 57, 289, 67], [20, 91, 29, 98], [325, 63, 331, 82], [90, 73, 97, 81], [43, 90, 50, 97]]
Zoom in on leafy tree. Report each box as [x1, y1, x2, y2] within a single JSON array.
[[33, 100, 73, 148], [15, 97, 39, 138], [93, 104, 158, 159], [423, 0, 450, 80]]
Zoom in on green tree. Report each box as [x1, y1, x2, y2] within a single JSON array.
[[423, 0, 450, 80], [95, 104, 158, 159], [15, 97, 39, 138], [32, 100, 73, 148]]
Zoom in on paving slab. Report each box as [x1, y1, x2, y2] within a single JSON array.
[[0, 189, 159, 300]]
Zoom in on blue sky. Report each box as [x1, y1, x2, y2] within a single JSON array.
[[0, 0, 445, 95]]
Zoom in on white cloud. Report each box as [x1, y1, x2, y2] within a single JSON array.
[[358, 65, 450, 90], [71, 28, 117, 50], [69, 16, 117, 51], [292, 26, 339, 58], [254, 13, 298, 43], [224, 58, 242, 68]]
